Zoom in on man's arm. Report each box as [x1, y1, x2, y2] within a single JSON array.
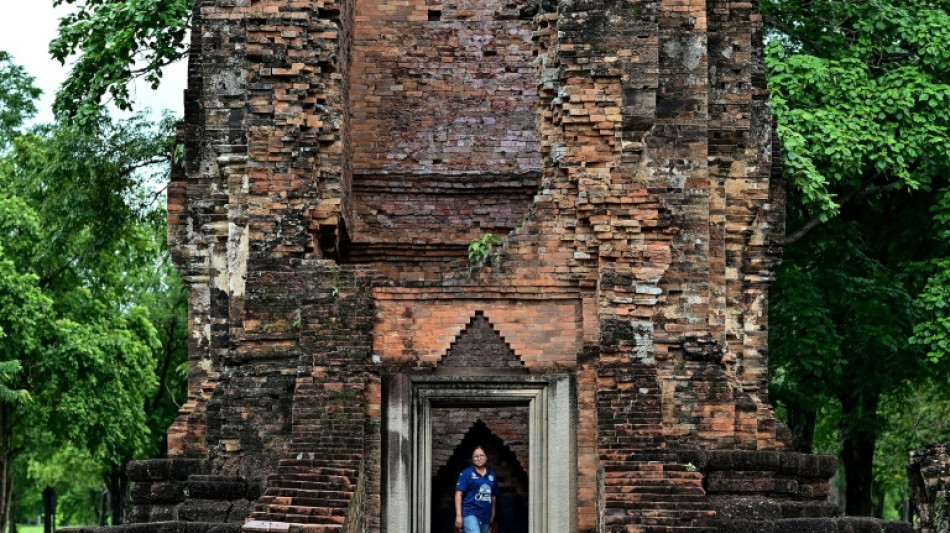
[[491, 495, 497, 524], [455, 490, 464, 528]]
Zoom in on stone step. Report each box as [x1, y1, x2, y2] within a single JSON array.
[[278, 458, 360, 469], [263, 478, 356, 493], [262, 488, 355, 501], [248, 512, 345, 525], [252, 503, 347, 517], [256, 495, 352, 509], [275, 466, 358, 477], [603, 499, 713, 510], [281, 453, 362, 463], [243, 522, 341, 533], [267, 470, 356, 481]]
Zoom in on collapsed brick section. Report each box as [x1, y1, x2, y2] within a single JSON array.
[[344, 0, 542, 280], [143, 0, 850, 531]]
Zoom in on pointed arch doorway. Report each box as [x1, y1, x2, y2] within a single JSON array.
[[430, 417, 529, 533], [382, 374, 576, 533]]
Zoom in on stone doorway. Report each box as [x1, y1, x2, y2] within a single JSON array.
[[382, 374, 576, 533], [430, 417, 530, 533]]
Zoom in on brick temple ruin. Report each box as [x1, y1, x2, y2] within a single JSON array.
[[116, 0, 915, 531]]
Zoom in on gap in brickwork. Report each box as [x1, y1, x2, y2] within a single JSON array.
[[430, 416, 529, 533], [343, 0, 542, 276], [438, 311, 527, 371]]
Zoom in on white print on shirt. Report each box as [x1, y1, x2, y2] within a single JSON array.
[[475, 484, 492, 503]]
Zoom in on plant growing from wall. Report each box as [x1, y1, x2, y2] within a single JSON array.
[[467, 233, 502, 271]]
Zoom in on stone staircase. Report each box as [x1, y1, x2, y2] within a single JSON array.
[[597, 361, 719, 533], [245, 377, 366, 532], [601, 452, 718, 533], [248, 454, 361, 528]]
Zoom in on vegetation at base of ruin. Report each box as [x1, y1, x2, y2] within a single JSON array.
[[0, 52, 188, 531], [764, 0, 950, 519]]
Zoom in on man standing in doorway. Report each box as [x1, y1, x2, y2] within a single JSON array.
[[455, 445, 497, 533]]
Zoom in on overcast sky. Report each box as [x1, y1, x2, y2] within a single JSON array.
[[0, 1, 187, 124]]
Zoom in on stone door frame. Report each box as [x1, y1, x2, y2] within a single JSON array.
[[382, 374, 576, 533]]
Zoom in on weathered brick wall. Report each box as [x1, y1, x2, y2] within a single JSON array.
[[169, 0, 353, 464], [349, 0, 540, 175], [910, 442, 950, 533], [345, 0, 542, 280], [156, 0, 844, 531]]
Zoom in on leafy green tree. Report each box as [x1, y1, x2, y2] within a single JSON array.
[[0, 239, 51, 532], [874, 377, 950, 519], [124, 217, 189, 461], [50, 0, 192, 122], [764, 0, 950, 516], [0, 52, 40, 151], [0, 49, 184, 526]]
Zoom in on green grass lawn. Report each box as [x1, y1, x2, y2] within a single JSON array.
[[16, 525, 43, 533]]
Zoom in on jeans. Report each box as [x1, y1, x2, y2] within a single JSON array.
[[462, 514, 489, 533]]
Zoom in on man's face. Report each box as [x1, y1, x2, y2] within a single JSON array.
[[472, 449, 487, 467]]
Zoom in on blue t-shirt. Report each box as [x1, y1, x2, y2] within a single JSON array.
[[455, 465, 497, 522]]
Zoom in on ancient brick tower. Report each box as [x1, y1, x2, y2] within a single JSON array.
[[127, 0, 850, 532]]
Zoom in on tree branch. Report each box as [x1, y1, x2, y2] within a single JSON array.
[[785, 181, 902, 245], [764, 15, 823, 53]]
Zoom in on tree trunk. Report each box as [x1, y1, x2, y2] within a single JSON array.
[[785, 404, 817, 453], [0, 403, 13, 533], [96, 489, 107, 527], [41, 487, 55, 533], [874, 482, 887, 518], [840, 393, 879, 516], [9, 493, 17, 533], [107, 464, 129, 525]]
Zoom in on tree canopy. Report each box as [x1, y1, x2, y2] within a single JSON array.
[[764, 0, 950, 517], [0, 50, 188, 528], [50, 0, 192, 123]]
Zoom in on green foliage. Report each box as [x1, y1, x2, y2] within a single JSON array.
[[0, 359, 27, 406], [50, 0, 193, 122], [467, 233, 502, 268], [0, 238, 56, 407], [764, 0, 950, 514], [910, 258, 950, 361], [770, 217, 923, 420], [764, 0, 950, 222], [0, 51, 41, 151], [874, 378, 950, 519], [17, 444, 108, 526], [0, 51, 188, 524]]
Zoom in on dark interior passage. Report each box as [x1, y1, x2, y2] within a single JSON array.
[[431, 419, 529, 533]]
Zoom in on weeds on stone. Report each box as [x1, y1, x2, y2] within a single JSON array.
[[467, 233, 502, 271]]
